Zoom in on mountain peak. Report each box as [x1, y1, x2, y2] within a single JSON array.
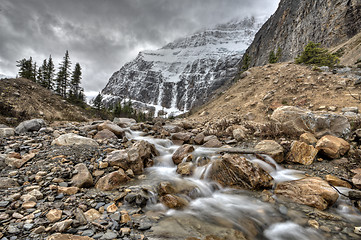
[[102, 16, 265, 116]]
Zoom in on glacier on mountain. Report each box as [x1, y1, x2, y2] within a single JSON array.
[[102, 17, 266, 116]]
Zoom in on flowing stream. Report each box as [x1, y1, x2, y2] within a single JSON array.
[[125, 130, 361, 240]]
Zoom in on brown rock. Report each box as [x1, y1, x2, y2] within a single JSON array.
[[22, 201, 36, 209], [171, 132, 193, 144], [158, 182, 176, 196], [46, 209, 62, 223], [98, 122, 125, 138], [352, 174, 361, 189], [57, 186, 79, 195], [286, 141, 318, 165], [233, 128, 246, 141], [106, 203, 118, 213], [93, 129, 117, 140], [72, 163, 93, 188], [299, 132, 317, 145], [275, 177, 339, 210], [0, 177, 19, 189], [172, 144, 194, 165], [51, 219, 73, 233], [106, 150, 129, 169], [316, 135, 350, 159], [120, 210, 131, 224], [84, 209, 101, 222], [209, 154, 273, 190], [176, 162, 195, 176], [126, 140, 159, 174], [95, 170, 130, 191], [5, 152, 36, 169], [47, 234, 94, 240], [325, 175, 352, 188], [194, 132, 205, 145], [160, 194, 189, 209], [254, 140, 284, 163], [203, 138, 222, 148]]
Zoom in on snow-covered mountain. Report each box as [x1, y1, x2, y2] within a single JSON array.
[[102, 17, 265, 116]]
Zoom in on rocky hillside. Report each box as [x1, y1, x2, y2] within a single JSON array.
[[0, 78, 89, 125], [102, 17, 264, 116], [243, 0, 361, 67], [188, 62, 361, 128]]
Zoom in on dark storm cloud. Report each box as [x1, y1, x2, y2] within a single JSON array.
[[0, 0, 279, 95]]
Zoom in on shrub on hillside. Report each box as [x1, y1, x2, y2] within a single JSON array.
[[295, 41, 339, 67]]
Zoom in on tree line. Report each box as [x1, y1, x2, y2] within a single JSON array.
[[16, 51, 85, 105]]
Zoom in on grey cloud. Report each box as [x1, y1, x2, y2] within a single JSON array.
[[0, 0, 279, 94]]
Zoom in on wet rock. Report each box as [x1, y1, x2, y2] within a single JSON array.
[[254, 140, 284, 163], [113, 117, 136, 128], [98, 122, 125, 138], [52, 133, 99, 147], [15, 119, 46, 134], [160, 194, 189, 209], [93, 129, 117, 140], [126, 140, 159, 174], [0, 128, 15, 137], [315, 135, 350, 159], [194, 132, 205, 145], [176, 162, 195, 176], [124, 190, 149, 207], [0, 177, 19, 189], [299, 132, 317, 145], [72, 163, 93, 188], [171, 132, 193, 144], [275, 177, 339, 210], [271, 106, 350, 138], [106, 150, 130, 169], [286, 141, 318, 165], [47, 233, 93, 240], [84, 209, 101, 222], [209, 154, 273, 190], [172, 144, 195, 165], [158, 182, 176, 196], [325, 175, 352, 188], [95, 169, 130, 191], [51, 219, 73, 232], [46, 209, 63, 223]]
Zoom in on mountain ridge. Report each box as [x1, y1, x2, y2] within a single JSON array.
[[101, 17, 265, 116]]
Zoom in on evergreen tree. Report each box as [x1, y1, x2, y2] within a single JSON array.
[[16, 57, 36, 80], [56, 50, 71, 97], [268, 51, 277, 64], [68, 63, 83, 103], [295, 41, 339, 67], [44, 55, 55, 90], [37, 59, 47, 87], [93, 93, 103, 110], [241, 53, 251, 71]]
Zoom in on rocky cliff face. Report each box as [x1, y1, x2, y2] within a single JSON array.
[[102, 17, 264, 116], [243, 0, 361, 67]]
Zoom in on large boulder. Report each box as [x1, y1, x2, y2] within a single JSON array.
[[315, 135, 350, 159], [105, 141, 158, 175], [209, 154, 273, 190], [95, 170, 130, 191], [15, 119, 46, 134], [172, 144, 195, 165], [98, 122, 125, 138], [113, 118, 136, 128], [93, 129, 117, 140], [254, 140, 284, 163], [286, 141, 318, 165], [171, 132, 193, 144], [52, 133, 99, 147], [71, 163, 93, 188], [159, 194, 189, 209], [275, 177, 339, 210], [271, 106, 350, 138]]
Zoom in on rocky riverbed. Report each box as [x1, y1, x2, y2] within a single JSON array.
[[0, 108, 361, 240]]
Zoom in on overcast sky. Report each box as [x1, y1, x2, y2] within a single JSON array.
[[0, 0, 279, 98]]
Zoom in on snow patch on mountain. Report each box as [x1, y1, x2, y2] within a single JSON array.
[[102, 16, 266, 117]]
